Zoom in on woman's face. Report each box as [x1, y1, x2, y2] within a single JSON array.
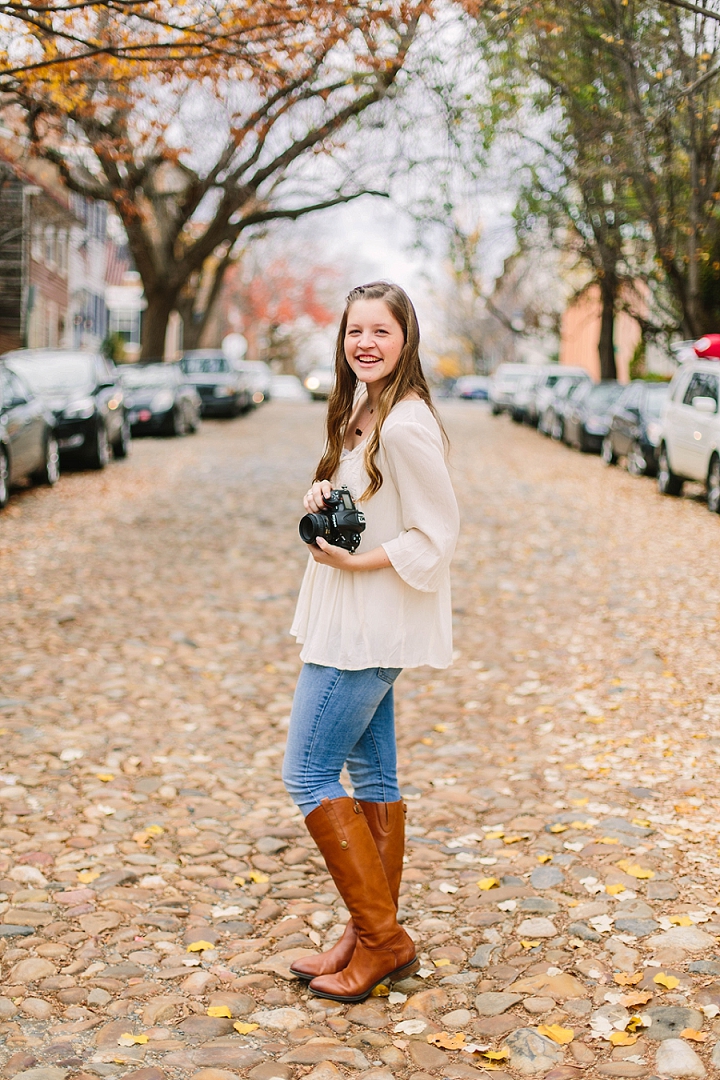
[[344, 298, 405, 391]]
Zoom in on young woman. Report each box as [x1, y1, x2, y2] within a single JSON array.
[[282, 281, 459, 1003]]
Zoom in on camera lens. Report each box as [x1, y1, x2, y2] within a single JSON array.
[[299, 513, 325, 544]]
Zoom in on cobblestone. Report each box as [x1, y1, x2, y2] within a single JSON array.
[[3, 403, 720, 1078]]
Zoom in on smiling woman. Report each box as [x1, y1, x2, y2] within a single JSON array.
[[281, 281, 460, 1006]]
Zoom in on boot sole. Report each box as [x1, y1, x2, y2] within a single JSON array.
[[289, 966, 314, 981], [308, 957, 420, 1003]]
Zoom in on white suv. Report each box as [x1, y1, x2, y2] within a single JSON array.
[[658, 359, 720, 511]]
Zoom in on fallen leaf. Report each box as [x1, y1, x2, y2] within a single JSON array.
[[371, 983, 390, 996], [632, 818, 651, 827], [485, 831, 504, 840], [434, 958, 451, 967], [233, 1022, 258, 1035], [599, 837, 620, 844], [654, 972, 680, 990], [614, 972, 643, 986], [233, 876, 246, 886], [394, 1019, 428, 1035], [477, 877, 500, 890], [503, 835, 525, 844], [77, 869, 100, 884], [96, 773, 115, 782], [609, 1032, 637, 1046], [463, 1042, 491, 1055], [207, 1006, 232, 1018], [606, 883, 626, 896], [669, 915, 693, 926], [570, 821, 593, 830], [118, 1034, 149, 1046], [433, 724, 447, 732], [626, 1017, 644, 1033], [186, 941, 215, 952], [549, 823, 567, 834], [482, 1049, 510, 1061], [620, 991, 653, 1007], [616, 859, 655, 879], [681, 1029, 707, 1042], [428, 1032, 466, 1050], [521, 940, 541, 949], [537, 854, 553, 863], [248, 871, 269, 883], [537, 1024, 574, 1045], [420, 737, 433, 745]]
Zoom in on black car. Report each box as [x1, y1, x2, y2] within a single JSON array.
[[602, 380, 669, 476], [179, 350, 252, 417], [563, 380, 625, 452], [2, 349, 130, 469], [119, 363, 201, 436], [0, 365, 59, 509]]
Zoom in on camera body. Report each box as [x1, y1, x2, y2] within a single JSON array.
[[299, 486, 366, 553]]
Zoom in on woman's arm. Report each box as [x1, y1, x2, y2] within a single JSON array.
[[308, 538, 391, 571]]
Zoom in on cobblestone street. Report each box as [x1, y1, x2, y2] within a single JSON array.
[[4, 401, 720, 1080]]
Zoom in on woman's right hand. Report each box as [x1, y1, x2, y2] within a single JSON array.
[[304, 480, 333, 513]]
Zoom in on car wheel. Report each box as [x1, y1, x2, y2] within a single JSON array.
[[627, 439, 647, 477], [491, 406, 501, 416], [112, 417, 131, 459], [33, 434, 60, 486], [657, 444, 683, 496], [707, 454, 720, 513], [88, 422, 111, 470], [0, 447, 9, 509], [601, 436, 617, 466]]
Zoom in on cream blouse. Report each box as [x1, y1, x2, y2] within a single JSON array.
[[291, 399, 459, 670]]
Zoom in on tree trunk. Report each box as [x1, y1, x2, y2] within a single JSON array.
[[598, 281, 617, 381], [140, 292, 177, 361]]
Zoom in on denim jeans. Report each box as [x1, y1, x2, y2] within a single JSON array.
[[282, 663, 403, 818]]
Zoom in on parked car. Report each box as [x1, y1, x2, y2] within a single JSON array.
[[539, 373, 592, 436], [454, 375, 490, 400], [270, 374, 310, 401], [0, 364, 59, 509], [179, 350, 252, 416], [602, 381, 670, 475], [510, 370, 543, 423], [562, 380, 625, 452], [657, 359, 720, 509], [2, 348, 130, 468], [488, 363, 528, 415], [236, 360, 272, 404], [304, 367, 334, 401], [119, 363, 201, 436]]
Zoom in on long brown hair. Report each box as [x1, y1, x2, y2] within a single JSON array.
[[314, 281, 446, 500]]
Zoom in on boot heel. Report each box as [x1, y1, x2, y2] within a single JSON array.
[[388, 957, 420, 982]]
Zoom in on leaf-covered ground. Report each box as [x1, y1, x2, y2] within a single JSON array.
[[2, 402, 720, 1080]]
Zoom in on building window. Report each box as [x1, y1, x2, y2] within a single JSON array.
[[44, 225, 56, 267], [57, 229, 67, 274], [109, 308, 141, 345], [31, 224, 43, 262]]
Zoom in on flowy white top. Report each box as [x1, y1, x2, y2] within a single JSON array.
[[291, 399, 460, 670]]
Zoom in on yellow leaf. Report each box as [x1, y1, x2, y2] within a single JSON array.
[[599, 837, 619, 844], [118, 1033, 149, 1046], [485, 831, 504, 840], [433, 724, 447, 732], [549, 823, 567, 833], [420, 738, 433, 745], [145, 824, 164, 835], [503, 835, 525, 844], [537, 1024, 574, 1045], [626, 1016, 644, 1033], [233, 1021, 259, 1035], [482, 1049, 510, 1061], [434, 958, 451, 967], [477, 877, 499, 890], [609, 1031, 637, 1046], [187, 940, 215, 952], [614, 972, 643, 986], [96, 773, 115, 782], [537, 854, 553, 863], [521, 940, 541, 949], [669, 915, 693, 926], [371, 983, 389, 996], [428, 1032, 466, 1050], [632, 818, 651, 827], [570, 821, 593, 830], [654, 972, 679, 990], [233, 876, 246, 886], [606, 883, 626, 895], [681, 1028, 707, 1042], [207, 1006, 232, 1017], [616, 859, 654, 879], [77, 870, 100, 884], [570, 797, 589, 806], [248, 871, 269, 883], [620, 991, 653, 1007]]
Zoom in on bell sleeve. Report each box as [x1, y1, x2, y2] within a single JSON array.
[[380, 419, 459, 593]]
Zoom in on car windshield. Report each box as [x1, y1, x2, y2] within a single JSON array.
[[587, 383, 624, 409], [121, 366, 175, 387], [10, 356, 94, 394], [182, 356, 228, 373], [645, 386, 669, 416]]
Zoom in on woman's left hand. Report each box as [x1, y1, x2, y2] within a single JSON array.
[[308, 537, 356, 570]]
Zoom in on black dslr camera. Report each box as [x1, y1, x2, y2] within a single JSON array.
[[299, 486, 366, 554]]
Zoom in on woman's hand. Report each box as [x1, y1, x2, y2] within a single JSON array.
[[304, 480, 333, 513], [308, 536, 356, 569]]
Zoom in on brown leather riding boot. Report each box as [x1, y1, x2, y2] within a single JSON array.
[[304, 797, 417, 1003], [289, 800, 406, 981]]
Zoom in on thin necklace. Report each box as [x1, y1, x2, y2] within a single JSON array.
[[355, 401, 374, 437]]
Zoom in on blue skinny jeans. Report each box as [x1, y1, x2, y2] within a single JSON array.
[[282, 663, 402, 818]]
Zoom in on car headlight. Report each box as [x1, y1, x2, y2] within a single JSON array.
[[305, 376, 320, 390], [63, 397, 95, 420], [213, 385, 235, 397], [646, 421, 662, 446], [150, 390, 174, 412]]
